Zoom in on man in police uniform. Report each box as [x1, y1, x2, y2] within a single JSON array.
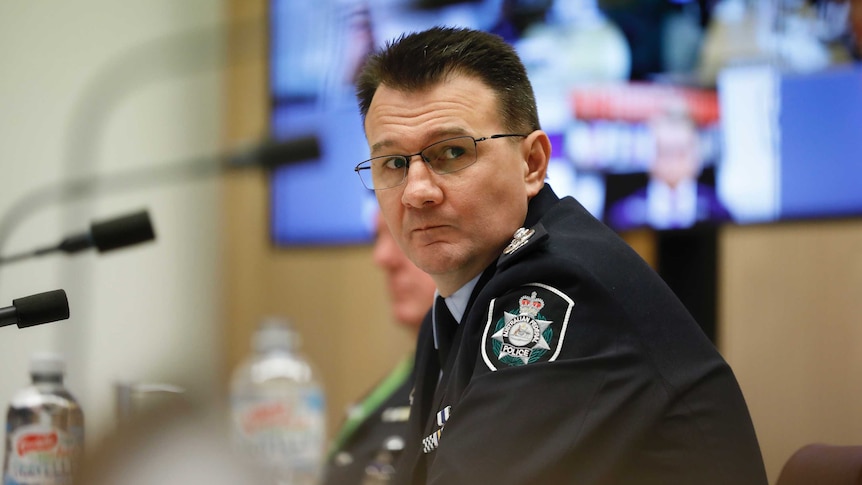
[[353, 27, 767, 484], [322, 215, 436, 485]]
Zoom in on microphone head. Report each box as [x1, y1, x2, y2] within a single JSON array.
[[13, 289, 70, 328], [91, 210, 156, 253], [256, 135, 321, 171], [224, 135, 321, 170]]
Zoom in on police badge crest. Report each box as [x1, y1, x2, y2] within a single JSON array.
[[481, 283, 573, 371]]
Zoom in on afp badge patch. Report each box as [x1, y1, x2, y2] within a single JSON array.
[[481, 283, 573, 371]]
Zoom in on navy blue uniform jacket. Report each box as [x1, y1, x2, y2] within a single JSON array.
[[395, 185, 767, 485]]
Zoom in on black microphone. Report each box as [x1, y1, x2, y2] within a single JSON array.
[[0, 289, 70, 329], [227, 135, 321, 170], [0, 210, 156, 265]]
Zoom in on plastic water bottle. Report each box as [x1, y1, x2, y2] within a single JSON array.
[[2, 352, 84, 485], [230, 317, 326, 485]]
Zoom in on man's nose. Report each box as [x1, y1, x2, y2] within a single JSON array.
[[401, 159, 443, 208]]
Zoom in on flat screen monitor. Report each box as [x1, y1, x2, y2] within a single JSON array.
[[268, 0, 862, 245]]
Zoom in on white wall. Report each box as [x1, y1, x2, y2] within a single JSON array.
[[0, 0, 227, 446]]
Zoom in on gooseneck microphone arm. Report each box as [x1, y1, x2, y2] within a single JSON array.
[[0, 136, 319, 267]]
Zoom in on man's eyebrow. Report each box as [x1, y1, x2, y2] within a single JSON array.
[[370, 128, 470, 154], [370, 140, 394, 153]]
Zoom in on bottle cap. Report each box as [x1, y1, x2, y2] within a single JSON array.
[[253, 317, 299, 353], [29, 352, 66, 376]]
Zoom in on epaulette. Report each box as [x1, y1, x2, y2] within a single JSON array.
[[497, 222, 548, 270]]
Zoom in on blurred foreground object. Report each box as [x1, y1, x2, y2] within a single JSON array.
[[2, 352, 84, 484], [775, 443, 862, 485], [230, 317, 326, 485], [114, 381, 185, 426], [75, 402, 269, 485]]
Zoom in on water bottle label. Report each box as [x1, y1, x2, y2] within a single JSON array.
[[231, 391, 325, 474], [3, 424, 83, 485]]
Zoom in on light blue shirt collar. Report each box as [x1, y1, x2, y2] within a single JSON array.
[[432, 273, 481, 349]]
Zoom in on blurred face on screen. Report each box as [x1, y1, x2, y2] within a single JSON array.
[[648, 113, 701, 189], [373, 215, 436, 332]]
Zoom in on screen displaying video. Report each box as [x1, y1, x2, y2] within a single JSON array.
[[269, 0, 862, 245]]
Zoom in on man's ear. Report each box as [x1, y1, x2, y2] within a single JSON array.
[[523, 130, 551, 197]]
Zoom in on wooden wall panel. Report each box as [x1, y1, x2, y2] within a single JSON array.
[[719, 220, 862, 483]]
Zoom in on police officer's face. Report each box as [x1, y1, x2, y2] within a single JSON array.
[[365, 73, 547, 296], [372, 215, 436, 331]]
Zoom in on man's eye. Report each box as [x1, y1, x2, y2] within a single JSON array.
[[439, 146, 466, 160], [382, 157, 407, 170]]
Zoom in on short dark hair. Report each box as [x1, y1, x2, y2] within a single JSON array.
[[355, 26, 541, 134]]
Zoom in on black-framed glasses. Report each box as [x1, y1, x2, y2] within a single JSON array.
[[354, 133, 528, 191]]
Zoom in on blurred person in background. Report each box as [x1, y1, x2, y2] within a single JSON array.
[[322, 214, 436, 485]]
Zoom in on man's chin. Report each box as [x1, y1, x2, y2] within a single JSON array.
[[407, 249, 439, 271], [413, 259, 453, 278]]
